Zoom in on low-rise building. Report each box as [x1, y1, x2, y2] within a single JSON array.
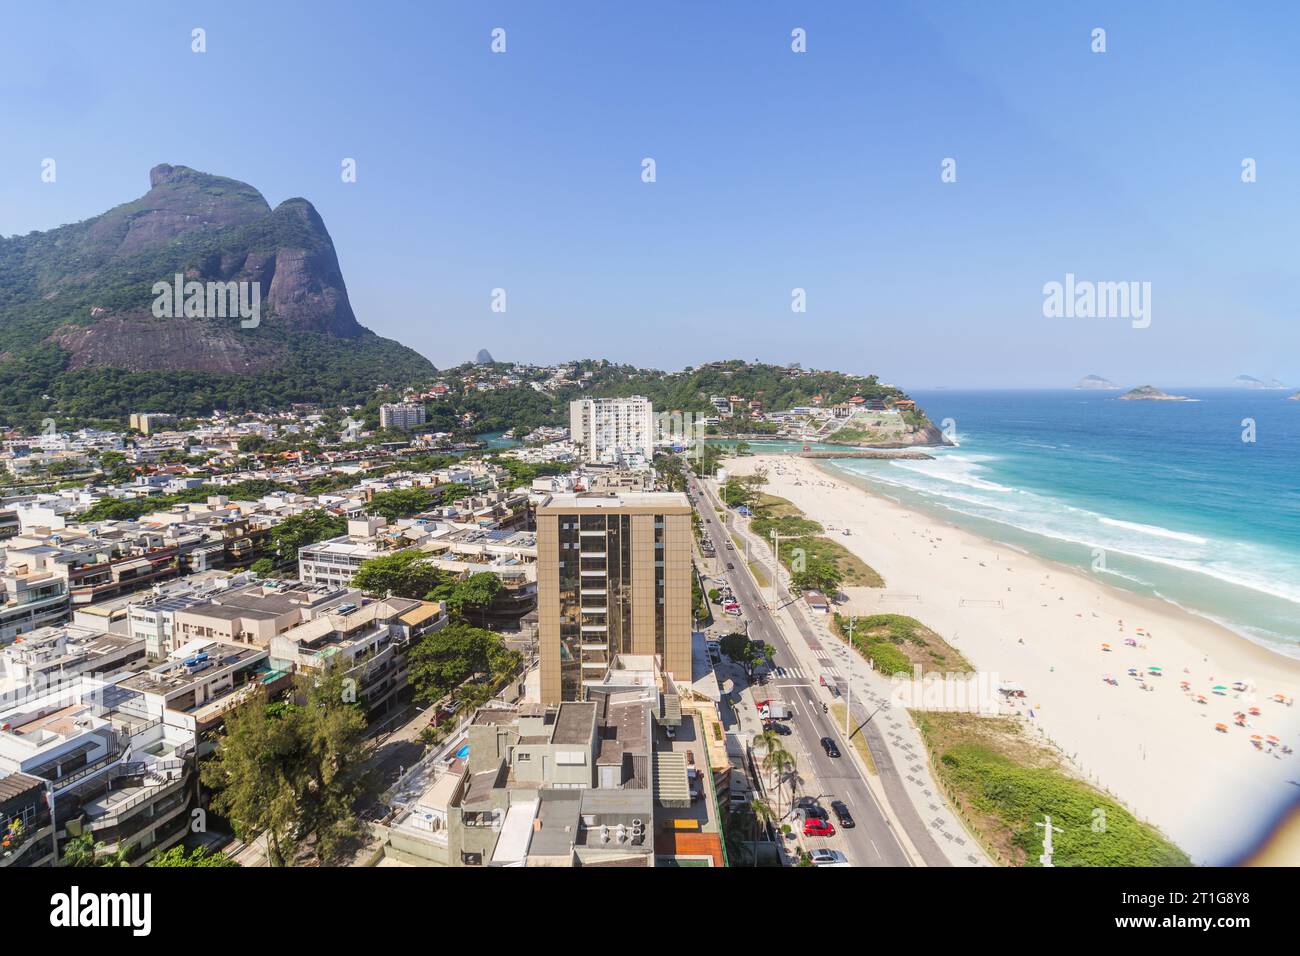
[[271, 595, 446, 715]]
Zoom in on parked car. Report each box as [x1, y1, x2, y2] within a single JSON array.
[[820, 736, 841, 758], [830, 800, 855, 829], [809, 849, 849, 867], [765, 721, 792, 736], [726, 562, 735, 570], [803, 817, 836, 837]]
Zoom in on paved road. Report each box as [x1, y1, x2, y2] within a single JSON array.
[[690, 474, 911, 867]]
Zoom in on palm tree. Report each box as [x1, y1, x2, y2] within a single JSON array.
[[752, 727, 781, 762], [762, 748, 796, 815], [750, 797, 776, 866], [783, 765, 807, 823]]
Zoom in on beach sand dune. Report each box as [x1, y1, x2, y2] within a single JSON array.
[[726, 454, 1300, 864]]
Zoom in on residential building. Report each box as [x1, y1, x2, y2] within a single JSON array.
[[569, 396, 654, 468], [380, 402, 427, 432], [271, 595, 446, 715], [0, 569, 69, 645], [128, 413, 176, 435], [535, 491, 691, 703]]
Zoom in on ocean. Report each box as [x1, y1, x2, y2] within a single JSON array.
[[742, 390, 1300, 656]]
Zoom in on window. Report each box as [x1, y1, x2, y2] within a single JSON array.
[[555, 750, 586, 766]]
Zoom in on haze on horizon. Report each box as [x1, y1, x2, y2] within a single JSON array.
[[2, 1, 1298, 390]]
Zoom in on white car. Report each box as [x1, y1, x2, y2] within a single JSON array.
[[809, 849, 850, 867]]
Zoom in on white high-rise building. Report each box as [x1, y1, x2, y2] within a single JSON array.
[[380, 402, 426, 432], [569, 396, 654, 467]]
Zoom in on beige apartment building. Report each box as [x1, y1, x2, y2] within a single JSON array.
[[536, 492, 691, 704]]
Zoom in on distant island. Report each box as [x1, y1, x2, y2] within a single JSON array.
[[1077, 374, 1120, 390], [1117, 385, 1194, 402], [1233, 374, 1289, 390], [1290, 391, 1300, 401]]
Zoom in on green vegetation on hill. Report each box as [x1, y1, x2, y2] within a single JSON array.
[[0, 165, 435, 430], [914, 712, 1190, 867], [745, 492, 884, 591], [0, 332, 433, 432], [833, 613, 970, 674], [397, 360, 922, 440], [586, 359, 905, 415]]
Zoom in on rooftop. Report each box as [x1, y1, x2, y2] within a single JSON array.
[[538, 491, 690, 514]]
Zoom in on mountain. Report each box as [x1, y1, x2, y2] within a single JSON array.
[[475, 349, 496, 364], [1116, 385, 1194, 402], [1232, 374, 1288, 390], [1076, 374, 1120, 390], [0, 164, 434, 427]]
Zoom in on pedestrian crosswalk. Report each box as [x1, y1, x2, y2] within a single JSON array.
[[770, 665, 842, 682]]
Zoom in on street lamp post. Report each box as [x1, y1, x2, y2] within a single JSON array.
[[769, 530, 780, 607], [844, 616, 855, 736]]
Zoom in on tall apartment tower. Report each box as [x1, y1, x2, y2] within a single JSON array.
[[379, 402, 426, 432], [569, 396, 654, 466], [536, 491, 692, 703]]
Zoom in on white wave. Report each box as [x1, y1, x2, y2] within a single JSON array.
[[835, 459, 1300, 609], [1098, 516, 1209, 545]]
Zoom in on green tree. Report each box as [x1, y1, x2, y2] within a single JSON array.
[[200, 666, 373, 867], [149, 845, 238, 867], [366, 487, 432, 520], [60, 832, 131, 867], [719, 632, 751, 664], [432, 571, 503, 618], [792, 558, 843, 596], [237, 435, 268, 454], [353, 550, 445, 599], [406, 621, 521, 706], [268, 509, 347, 563], [750, 797, 776, 867]]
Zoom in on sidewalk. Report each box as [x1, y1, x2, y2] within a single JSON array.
[[719, 480, 991, 867]]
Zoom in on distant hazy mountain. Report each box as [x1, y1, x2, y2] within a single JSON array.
[[0, 164, 434, 426], [1076, 374, 1120, 390], [475, 349, 496, 364], [1232, 374, 1288, 389], [1117, 385, 1193, 402]]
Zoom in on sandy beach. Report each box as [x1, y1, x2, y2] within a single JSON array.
[[725, 453, 1300, 864]]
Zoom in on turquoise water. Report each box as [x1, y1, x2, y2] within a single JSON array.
[[745, 390, 1300, 655], [476, 430, 522, 449]]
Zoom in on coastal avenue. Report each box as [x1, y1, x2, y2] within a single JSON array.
[[687, 471, 913, 867]]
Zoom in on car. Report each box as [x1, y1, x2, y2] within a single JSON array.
[[803, 817, 835, 837], [726, 562, 735, 570], [765, 721, 792, 736], [809, 849, 849, 867], [798, 804, 828, 821], [830, 800, 855, 829], [820, 736, 841, 758]]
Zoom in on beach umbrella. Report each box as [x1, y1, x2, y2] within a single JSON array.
[[1215, 724, 1228, 732]]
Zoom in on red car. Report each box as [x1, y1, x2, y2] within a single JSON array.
[[803, 818, 836, 837]]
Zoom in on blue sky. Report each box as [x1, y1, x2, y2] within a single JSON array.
[[2, 1, 1298, 388]]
